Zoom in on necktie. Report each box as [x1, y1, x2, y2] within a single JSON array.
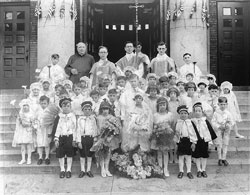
[[48, 65, 51, 78]]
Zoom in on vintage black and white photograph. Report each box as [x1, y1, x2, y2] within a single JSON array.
[[0, 0, 249, 194]]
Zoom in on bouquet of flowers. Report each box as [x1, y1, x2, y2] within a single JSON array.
[[150, 122, 175, 148], [90, 116, 122, 158], [128, 113, 149, 134], [111, 146, 163, 179]]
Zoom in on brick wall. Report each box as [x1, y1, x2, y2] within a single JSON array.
[[209, 0, 218, 78], [29, 0, 38, 84]]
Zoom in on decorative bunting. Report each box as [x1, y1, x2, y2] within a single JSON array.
[[172, 0, 178, 21], [166, 0, 171, 21], [201, 0, 209, 27], [46, 0, 56, 19], [70, 0, 77, 20], [176, 0, 184, 18], [34, 0, 42, 19], [60, 0, 65, 19], [189, 0, 197, 19]]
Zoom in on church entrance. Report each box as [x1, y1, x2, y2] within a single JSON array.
[[76, 0, 167, 63]]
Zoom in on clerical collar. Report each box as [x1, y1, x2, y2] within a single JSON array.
[[126, 53, 135, 61]]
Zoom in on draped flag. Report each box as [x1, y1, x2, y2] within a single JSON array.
[[35, 0, 42, 19], [189, 0, 197, 19], [176, 0, 184, 18], [202, 0, 209, 27], [70, 0, 77, 20], [46, 0, 56, 19], [172, 0, 178, 21], [60, 0, 65, 19]]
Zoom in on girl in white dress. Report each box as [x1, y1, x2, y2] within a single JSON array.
[[150, 97, 175, 177], [12, 99, 35, 165]]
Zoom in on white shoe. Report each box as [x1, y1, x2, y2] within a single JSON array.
[[18, 160, 26, 165], [164, 170, 170, 177], [105, 170, 113, 177], [101, 170, 107, 178], [27, 159, 31, 165], [235, 134, 245, 139]]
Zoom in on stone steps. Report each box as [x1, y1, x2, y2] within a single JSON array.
[[0, 90, 249, 175], [1, 158, 249, 175], [0, 145, 249, 161]]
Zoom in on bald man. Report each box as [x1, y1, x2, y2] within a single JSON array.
[[65, 42, 95, 83]]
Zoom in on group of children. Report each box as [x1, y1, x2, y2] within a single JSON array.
[[12, 52, 243, 180]]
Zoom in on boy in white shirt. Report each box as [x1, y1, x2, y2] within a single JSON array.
[[39, 54, 66, 86], [54, 98, 76, 179], [212, 96, 234, 166]]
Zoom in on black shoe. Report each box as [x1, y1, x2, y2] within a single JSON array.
[[177, 172, 184, 179], [218, 159, 223, 166], [60, 171, 65, 178], [202, 171, 207, 178], [37, 158, 43, 165], [187, 172, 194, 179], [79, 171, 85, 178], [86, 171, 94, 178], [45, 158, 50, 165], [222, 160, 229, 166], [197, 171, 202, 178], [66, 171, 71, 178]]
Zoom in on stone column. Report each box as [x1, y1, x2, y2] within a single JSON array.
[[37, 0, 75, 69], [169, 0, 209, 74]]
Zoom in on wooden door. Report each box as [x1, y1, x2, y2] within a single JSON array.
[[0, 5, 30, 89], [217, 1, 250, 86], [150, 0, 161, 58]]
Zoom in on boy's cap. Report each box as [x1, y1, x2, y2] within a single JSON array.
[[157, 97, 168, 105], [185, 81, 197, 91], [220, 81, 233, 91], [81, 101, 92, 109], [193, 102, 203, 109], [197, 79, 209, 87], [177, 105, 189, 114], [146, 73, 158, 81], [59, 98, 72, 108], [159, 75, 168, 83], [167, 71, 178, 79], [108, 88, 118, 94], [167, 87, 180, 97]]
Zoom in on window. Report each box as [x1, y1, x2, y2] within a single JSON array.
[[17, 23, 25, 31], [5, 23, 12, 31], [223, 19, 232, 27], [17, 11, 25, 19], [223, 8, 231, 16], [5, 12, 13, 20]]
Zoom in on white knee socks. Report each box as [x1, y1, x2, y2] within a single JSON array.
[[66, 157, 72, 172], [59, 158, 65, 172], [80, 157, 86, 172], [87, 157, 92, 172], [222, 145, 228, 160], [178, 155, 184, 172], [201, 158, 207, 172]]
